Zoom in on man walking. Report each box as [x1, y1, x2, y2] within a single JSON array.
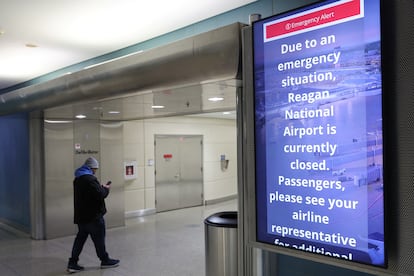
[[67, 157, 120, 273]]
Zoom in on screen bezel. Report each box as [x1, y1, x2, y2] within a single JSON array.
[[250, 0, 387, 270]]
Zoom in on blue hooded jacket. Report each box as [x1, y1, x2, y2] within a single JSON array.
[[74, 165, 94, 178]]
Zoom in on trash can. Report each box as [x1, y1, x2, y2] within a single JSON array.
[[204, 211, 238, 276]]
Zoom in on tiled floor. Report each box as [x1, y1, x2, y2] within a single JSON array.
[[0, 200, 237, 276]]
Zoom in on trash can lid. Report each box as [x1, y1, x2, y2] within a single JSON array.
[[204, 211, 237, 228]]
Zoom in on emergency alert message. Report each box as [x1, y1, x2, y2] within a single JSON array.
[[278, 34, 338, 172], [266, 32, 362, 260]]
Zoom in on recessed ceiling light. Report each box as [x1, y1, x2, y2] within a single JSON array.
[[208, 97, 224, 102], [108, 110, 120, 114], [223, 111, 231, 115], [152, 105, 165, 109], [44, 120, 72, 124], [25, 43, 38, 48], [76, 114, 86, 119]]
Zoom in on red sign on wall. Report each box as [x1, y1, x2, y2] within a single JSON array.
[[163, 154, 173, 159]]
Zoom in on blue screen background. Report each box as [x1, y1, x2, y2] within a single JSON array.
[[254, 0, 384, 267]]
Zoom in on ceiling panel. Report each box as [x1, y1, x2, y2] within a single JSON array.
[[44, 79, 239, 121], [0, 0, 256, 90]]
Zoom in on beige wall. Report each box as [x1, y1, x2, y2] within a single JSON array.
[[123, 116, 237, 215]]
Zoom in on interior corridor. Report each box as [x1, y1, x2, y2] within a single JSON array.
[[0, 200, 237, 276]]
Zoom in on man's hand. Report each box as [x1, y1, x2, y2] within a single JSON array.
[[102, 181, 112, 189]]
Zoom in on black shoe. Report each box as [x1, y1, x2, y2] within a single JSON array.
[[67, 263, 84, 273], [101, 258, 120, 269]]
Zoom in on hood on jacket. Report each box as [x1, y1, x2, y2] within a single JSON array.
[[75, 165, 94, 178]]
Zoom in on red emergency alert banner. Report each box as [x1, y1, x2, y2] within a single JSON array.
[[264, 0, 363, 42]]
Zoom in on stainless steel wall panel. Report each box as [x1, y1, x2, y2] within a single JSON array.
[[44, 119, 125, 239], [30, 111, 46, 239], [44, 121, 76, 239], [100, 122, 125, 228], [73, 120, 100, 168]]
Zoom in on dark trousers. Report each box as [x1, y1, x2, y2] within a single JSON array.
[[69, 216, 109, 263]]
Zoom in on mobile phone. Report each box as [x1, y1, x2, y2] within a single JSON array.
[[107, 181, 112, 185]]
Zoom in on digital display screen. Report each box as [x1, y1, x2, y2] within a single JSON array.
[[253, 0, 385, 267]]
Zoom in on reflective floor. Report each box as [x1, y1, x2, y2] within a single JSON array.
[[0, 200, 237, 276]]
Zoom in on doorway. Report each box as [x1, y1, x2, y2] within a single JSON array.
[[155, 135, 203, 212]]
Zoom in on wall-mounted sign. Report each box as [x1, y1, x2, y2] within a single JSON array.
[[74, 149, 99, 155], [253, 0, 385, 267], [124, 160, 137, 180], [163, 154, 173, 161]]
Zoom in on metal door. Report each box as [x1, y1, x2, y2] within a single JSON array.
[[155, 135, 203, 212]]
